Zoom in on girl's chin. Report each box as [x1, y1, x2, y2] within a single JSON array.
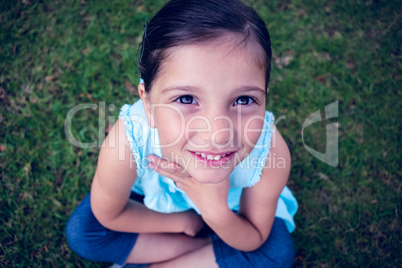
[[190, 170, 232, 184], [196, 179, 225, 184]]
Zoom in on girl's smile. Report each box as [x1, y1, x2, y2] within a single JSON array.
[[190, 151, 235, 167], [139, 40, 267, 183]]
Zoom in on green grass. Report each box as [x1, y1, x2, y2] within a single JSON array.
[[1, 0, 400, 267]]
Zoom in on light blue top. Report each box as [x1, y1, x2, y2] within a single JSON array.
[[119, 100, 298, 233]]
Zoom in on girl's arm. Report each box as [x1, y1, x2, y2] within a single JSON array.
[[201, 126, 290, 251], [148, 125, 290, 251], [90, 118, 203, 235]]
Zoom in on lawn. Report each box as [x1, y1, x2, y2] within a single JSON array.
[[1, 0, 400, 267]]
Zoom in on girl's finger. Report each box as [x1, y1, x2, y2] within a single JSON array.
[[147, 154, 167, 166], [149, 155, 185, 171], [166, 161, 181, 171], [148, 155, 184, 182], [150, 163, 182, 182], [148, 155, 182, 170]]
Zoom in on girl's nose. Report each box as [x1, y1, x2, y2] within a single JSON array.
[[198, 114, 234, 147]]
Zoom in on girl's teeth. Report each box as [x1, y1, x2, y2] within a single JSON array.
[[213, 155, 221, 160], [196, 152, 228, 160]]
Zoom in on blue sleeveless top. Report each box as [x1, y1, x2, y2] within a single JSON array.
[[119, 100, 298, 233]]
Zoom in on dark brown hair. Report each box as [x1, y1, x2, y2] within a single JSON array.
[[139, 0, 272, 92]]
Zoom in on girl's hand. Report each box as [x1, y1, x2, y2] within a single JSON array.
[[148, 155, 230, 219]]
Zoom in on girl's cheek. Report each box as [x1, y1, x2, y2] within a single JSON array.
[[155, 107, 186, 146], [242, 117, 264, 147]]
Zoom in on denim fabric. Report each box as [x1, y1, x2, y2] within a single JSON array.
[[66, 193, 295, 267], [211, 217, 295, 268], [65, 193, 139, 265]]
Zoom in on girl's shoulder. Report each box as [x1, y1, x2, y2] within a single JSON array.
[[229, 110, 276, 188], [119, 99, 148, 132], [118, 99, 161, 179], [119, 99, 151, 151]]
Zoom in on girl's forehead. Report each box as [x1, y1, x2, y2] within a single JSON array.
[[159, 36, 266, 77], [150, 39, 266, 97], [189, 37, 261, 60]]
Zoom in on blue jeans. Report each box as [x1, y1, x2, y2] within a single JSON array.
[[66, 193, 295, 267]]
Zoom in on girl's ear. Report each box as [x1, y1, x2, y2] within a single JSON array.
[[138, 83, 157, 128]]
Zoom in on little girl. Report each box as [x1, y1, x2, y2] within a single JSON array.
[[66, 0, 298, 267]]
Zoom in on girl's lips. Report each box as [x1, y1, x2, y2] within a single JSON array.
[[190, 151, 235, 167]]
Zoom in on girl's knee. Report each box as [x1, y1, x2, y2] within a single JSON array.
[[274, 235, 295, 267], [257, 218, 295, 267], [65, 211, 90, 259], [65, 211, 109, 262], [65, 194, 99, 260], [211, 219, 295, 268], [254, 241, 295, 268], [65, 215, 78, 247], [65, 198, 138, 264]]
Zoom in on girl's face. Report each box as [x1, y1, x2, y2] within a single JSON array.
[[140, 42, 267, 184]]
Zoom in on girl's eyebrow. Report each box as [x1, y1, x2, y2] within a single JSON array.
[[237, 86, 266, 95], [161, 86, 200, 94], [161, 85, 265, 95]]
